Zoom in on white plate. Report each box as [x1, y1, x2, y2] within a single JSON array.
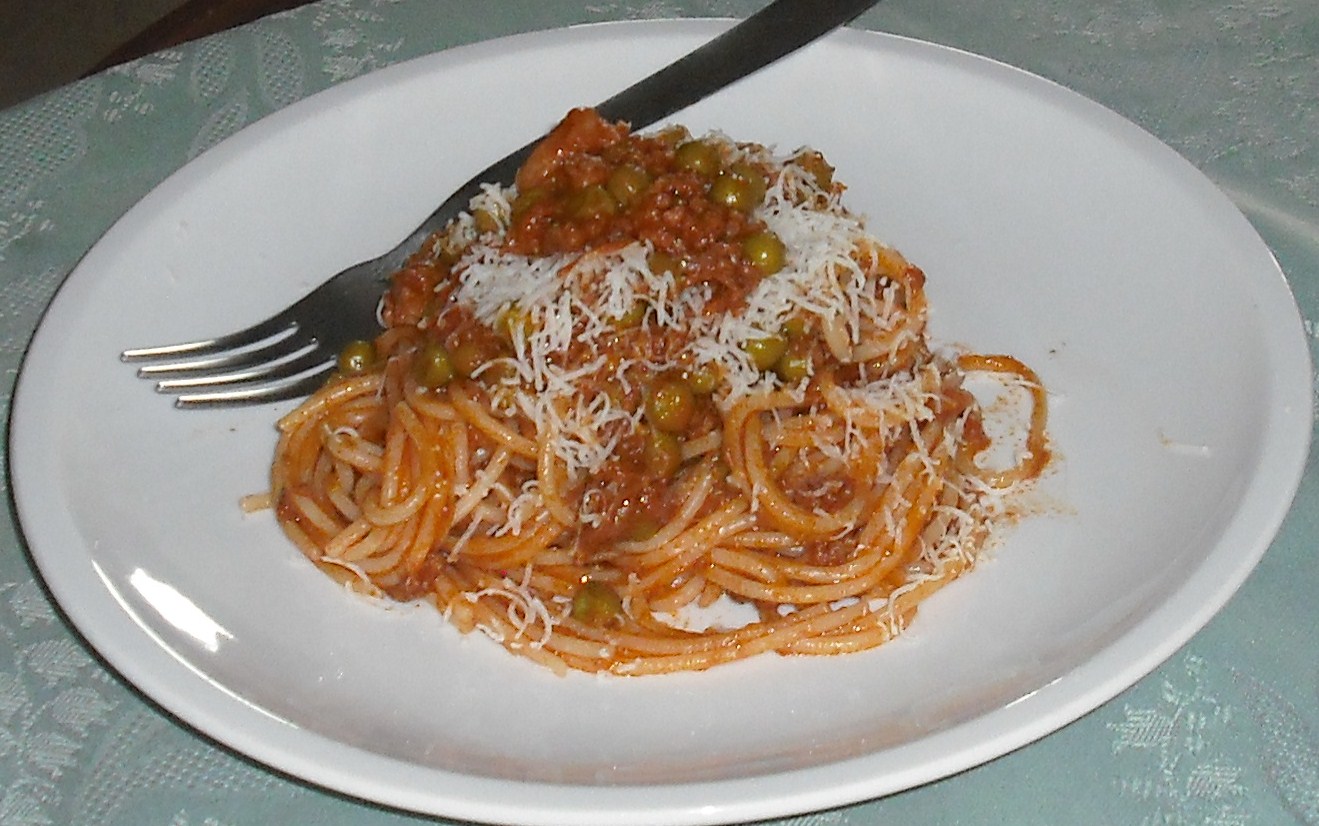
[[11, 20, 1312, 826]]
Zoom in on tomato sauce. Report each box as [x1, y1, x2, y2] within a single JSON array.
[[375, 108, 882, 561]]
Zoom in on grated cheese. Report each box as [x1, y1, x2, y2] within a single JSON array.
[[413, 124, 1040, 657], [432, 131, 931, 488]]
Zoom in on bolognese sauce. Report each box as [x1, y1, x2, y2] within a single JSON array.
[[265, 108, 1050, 675]]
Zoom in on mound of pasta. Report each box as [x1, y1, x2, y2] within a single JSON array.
[[267, 108, 1049, 675]]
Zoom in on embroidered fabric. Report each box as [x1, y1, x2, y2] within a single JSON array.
[[0, 1, 1315, 824]]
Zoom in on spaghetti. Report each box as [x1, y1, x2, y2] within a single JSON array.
[[267, 108, 1050, 675]]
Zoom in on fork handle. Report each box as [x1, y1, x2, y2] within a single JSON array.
[[391, 0, 880, 261], [594, 0, 880, 129]]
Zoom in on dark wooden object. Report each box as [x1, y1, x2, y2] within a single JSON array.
[[89, 0, 316, 74]]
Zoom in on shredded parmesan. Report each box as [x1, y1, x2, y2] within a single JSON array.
[[432, 134, 929, 488]]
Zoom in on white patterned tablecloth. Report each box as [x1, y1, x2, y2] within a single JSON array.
[[1, 1, 1317, 824]]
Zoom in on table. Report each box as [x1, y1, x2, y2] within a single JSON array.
[[1, 1, 1316, 823]]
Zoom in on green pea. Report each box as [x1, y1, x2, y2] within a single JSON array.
[[674, 140, 721, 178], [728, 161, 768, 204], [472, 208, 500, 234], [413, 342, 454, 388], [645, 377, 696, 433], [451, 339, 502, 379], [774, 344, 813, 383], [571, 579, 623, 625], [744, 333, 788, 371], [781, 315, 809, 340], [606, 164, 651, 207], [709, 174, 755, 213], [642, 427, 683, 478], [742, 230, 787, 276], [683, 362, 720, 395], [337, 339, 377, 375], [711, 163, 768, 212], [647, 251, 684, 280], [569, 184, 618, 220]]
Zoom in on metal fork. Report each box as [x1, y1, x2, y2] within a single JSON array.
[[123, 0, 880, 407]]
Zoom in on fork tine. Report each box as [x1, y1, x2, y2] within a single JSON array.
[[121, 315, 297, 363], [153, 345, 331, 391], [135, 329, 315, 377], [172, 368, 333, 409]]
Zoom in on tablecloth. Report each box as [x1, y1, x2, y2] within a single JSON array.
[[1, 1, 1316, 823]]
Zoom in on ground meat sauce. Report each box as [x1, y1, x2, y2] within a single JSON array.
[[373, 108, 864, 565], [270, 106, 1053, 675], [503, 107, 770, 314]]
